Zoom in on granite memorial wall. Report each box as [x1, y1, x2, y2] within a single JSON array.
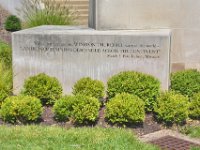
[[12, 1, 171, 94]]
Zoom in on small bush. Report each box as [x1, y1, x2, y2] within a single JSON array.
[[154, 91, 189, 125], [73, 77, 105, 99], [0, 41, 12, 105], [189, 92, 200, 119], [22, 73, 63, 105], [53, 95, 100, 124], [4, 15, 21, 32], [0, 96, 43, 123], [107, 71, 160, 112], [171, 69, 200, 97], [0, 41, 12, 68], [53, 95, 75, 121], [72, 95, 100, 124], [0, 63, 12, 106], [105, 93, 145, 125]]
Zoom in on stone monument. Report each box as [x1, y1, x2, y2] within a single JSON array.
[[12, 1, 171, 94]]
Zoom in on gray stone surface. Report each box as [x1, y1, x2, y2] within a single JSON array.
[[12, 26, 171, 94], [89, 0, 200, 70]]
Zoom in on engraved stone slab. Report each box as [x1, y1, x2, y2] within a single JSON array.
[[12, 26, 171, 94]]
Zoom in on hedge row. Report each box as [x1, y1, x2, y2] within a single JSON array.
[[0, 70, 200, 125]]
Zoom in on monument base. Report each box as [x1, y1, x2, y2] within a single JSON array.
[[12, 26, 171, 94]]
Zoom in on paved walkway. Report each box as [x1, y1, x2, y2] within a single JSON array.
[[140, 130, 200, 150]]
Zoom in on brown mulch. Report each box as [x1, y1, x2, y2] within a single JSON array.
[[37, 106, 163, 136], [96, 106, 163, 136], [134, 113, 162, 136], [0, 29, 11, 44], [0, 106, 163, 136]]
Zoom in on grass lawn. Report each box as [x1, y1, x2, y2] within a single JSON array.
[[182, 126, 200, 138], [0, 126, 158, 150]]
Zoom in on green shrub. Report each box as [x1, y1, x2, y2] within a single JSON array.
[[53, 95, 75, 121], [0, 63, 12, 106], [107, 71, 160, 112], [0, 96, 43, 123], [73, 77, 105, 99], [53, 95, 100, 124], [21, 73, 63, 105], [4, 15, 21, 32], [154, 91, 189, 124], [171, 69, 200, 97], [189, 92, 200, 119], [72, 95, 100, 124], [19, 0, 76, 28], [0, 41, 12, 68], [105, 93, 145, 125]]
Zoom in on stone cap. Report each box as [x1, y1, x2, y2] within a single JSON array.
[[13, 25, 171, 36]]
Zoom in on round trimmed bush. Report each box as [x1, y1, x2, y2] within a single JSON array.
[[105, 93, 145, 125], [0, 96, 43, 123], [171, 69, 200, 97], [0, 89, 10, 107], [72, 95, 101, 124], [5, 15, 21, 32], [53, 95, 75, 121], [154, 91, 189, 124], [53, 94, 101, 124], [21, 73, 63, 105], [107, 71, 160, 112], [189, 92, 200, 119], [72, 77, 105, 99]]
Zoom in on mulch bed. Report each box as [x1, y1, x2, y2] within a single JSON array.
[[0, 106, 163, 136], [0, 105, 196, 137], [0, 29, 11, 44], [42, 106, 163, 136]]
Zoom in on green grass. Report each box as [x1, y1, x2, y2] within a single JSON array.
[[20, 0, 76, 28], [0, 126, 159, 150], [181, 126, 200, 138], [191, 147, 200, 150]]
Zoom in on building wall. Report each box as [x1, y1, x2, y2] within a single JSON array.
[[66, 0, 89, 25], [0, 0, 22, 17], [89, 0, 200, 72]]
